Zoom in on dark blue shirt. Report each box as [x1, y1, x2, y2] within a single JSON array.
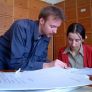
[[0, 19, 50, 70]]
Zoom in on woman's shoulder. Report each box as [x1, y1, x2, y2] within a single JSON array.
[[83, 44, 92, 51]]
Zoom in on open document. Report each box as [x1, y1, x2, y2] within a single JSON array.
[[66, 67, 92, 75], [0, 67, 92, 90]]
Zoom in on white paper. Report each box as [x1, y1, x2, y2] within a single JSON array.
[[66, 68, 92, 75], [0, 67, 92, 90]]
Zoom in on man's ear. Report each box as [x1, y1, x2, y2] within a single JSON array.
[[39, 18, 45, 24]]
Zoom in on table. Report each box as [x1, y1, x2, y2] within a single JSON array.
[[0, 86, 91, 92]]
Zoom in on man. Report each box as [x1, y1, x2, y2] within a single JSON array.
[[0, 6, 65, 70]]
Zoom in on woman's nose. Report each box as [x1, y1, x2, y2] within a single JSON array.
[[72, 40, 76, 46]]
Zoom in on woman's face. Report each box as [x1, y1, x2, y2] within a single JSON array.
[[67, 32, 83, 52]]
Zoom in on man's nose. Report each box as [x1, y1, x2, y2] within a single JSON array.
[[53, 29, 57, 34]]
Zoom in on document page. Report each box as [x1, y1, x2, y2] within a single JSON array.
[[0, 67, 92, 90], [0, 72, 36, 90], [66, 68, 92, 75]]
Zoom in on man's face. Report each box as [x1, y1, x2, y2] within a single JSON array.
[[67, 32, 83, 51], [39, 16, 62, 37]]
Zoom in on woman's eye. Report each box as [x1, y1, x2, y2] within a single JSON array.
[[68, 38, 81, 42], [76, 39, 81, 42]]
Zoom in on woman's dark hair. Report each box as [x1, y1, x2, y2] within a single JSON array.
[[67, 23, 86, 39]]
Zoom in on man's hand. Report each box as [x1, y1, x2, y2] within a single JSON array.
[[53, 59, 68, 68], [43, 59, 68, 69]]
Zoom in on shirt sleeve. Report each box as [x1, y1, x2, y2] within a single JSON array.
[[9, 20, 31, 70]]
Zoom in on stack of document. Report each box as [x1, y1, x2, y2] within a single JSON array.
[[0, 67, 92, 91]]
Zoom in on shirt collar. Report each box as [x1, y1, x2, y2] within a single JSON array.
[[63, 44, 84, 56], [33, 21, 50, 42], [33, 21, 41, 41]]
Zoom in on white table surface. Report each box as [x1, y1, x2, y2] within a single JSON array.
[[0, 86, 92, 92]]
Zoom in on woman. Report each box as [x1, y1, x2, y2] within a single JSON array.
[[58, 23, 92, 68]]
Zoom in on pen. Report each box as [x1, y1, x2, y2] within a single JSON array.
[[15, 68, 21, 74]]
